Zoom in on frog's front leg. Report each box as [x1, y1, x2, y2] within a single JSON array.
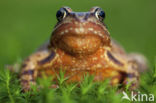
[[122, 72, 139, 90], [20, 49, 56, 91]]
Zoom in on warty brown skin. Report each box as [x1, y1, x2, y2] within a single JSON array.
[[20, 7, 147, 91]]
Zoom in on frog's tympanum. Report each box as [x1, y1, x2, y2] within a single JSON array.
[[20, 7, 147, 91]]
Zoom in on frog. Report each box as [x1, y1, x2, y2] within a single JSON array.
[[20, 6, 147, 91]]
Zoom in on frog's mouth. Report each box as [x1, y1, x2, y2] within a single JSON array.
[[51, 22, 110, 56]]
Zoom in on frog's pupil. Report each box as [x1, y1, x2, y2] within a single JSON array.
[[56, 10, 64, 21], [99, 11, 105, 19]]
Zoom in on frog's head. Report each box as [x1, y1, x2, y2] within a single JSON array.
[[51, 7, 110, 56]]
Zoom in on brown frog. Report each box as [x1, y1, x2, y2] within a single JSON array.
[[20, 7, 147, 91]]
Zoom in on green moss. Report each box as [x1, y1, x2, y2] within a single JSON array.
[[0, 67, 155, 103]]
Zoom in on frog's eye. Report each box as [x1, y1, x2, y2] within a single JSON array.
[[56, 8, 67, 21], [95, 8, 105, 21]]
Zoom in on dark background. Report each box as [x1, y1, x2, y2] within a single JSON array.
[[0, 0, 156, 68]]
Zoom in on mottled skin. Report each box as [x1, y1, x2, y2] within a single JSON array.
[[20, 7, 147, 91]]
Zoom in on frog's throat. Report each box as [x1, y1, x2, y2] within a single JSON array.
[[50, 21, 110, 56]]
